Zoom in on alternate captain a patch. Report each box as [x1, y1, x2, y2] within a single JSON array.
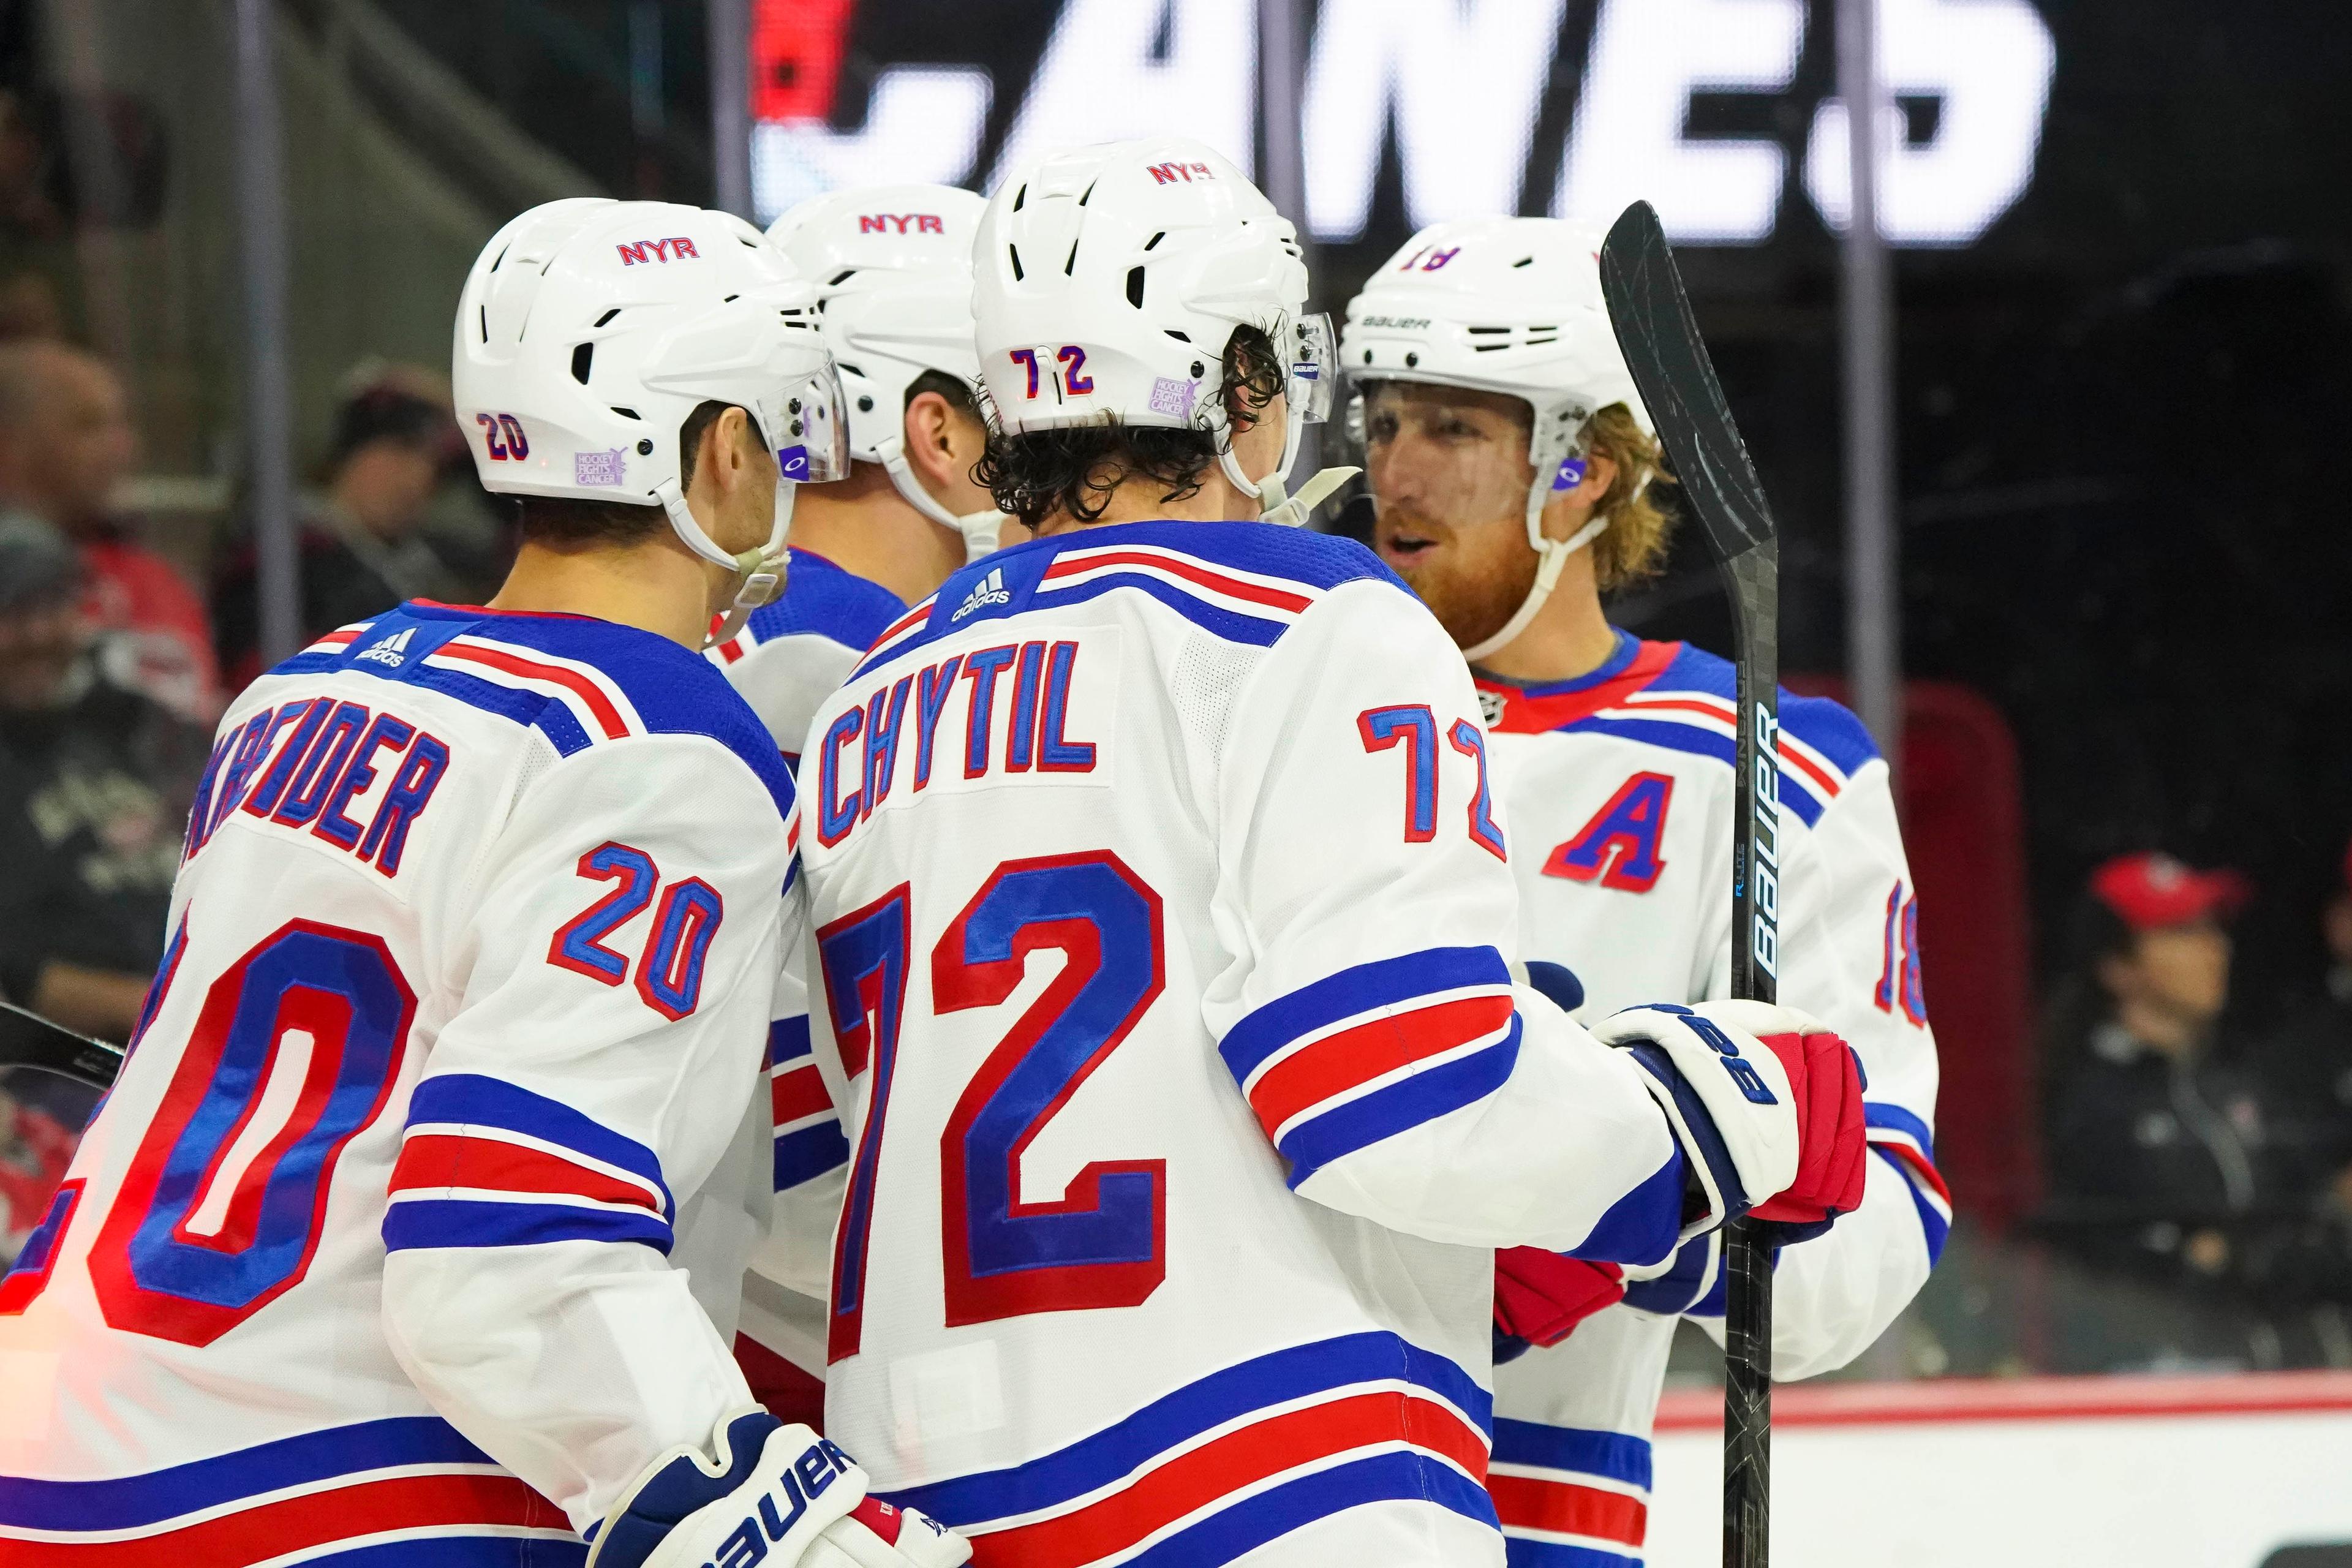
[[1544, 771, 1675, 892]]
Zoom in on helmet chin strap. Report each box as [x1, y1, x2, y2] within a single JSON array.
[[1215, 406, 1360, 528], [1459, 461, 1611, 664], [875, 433, 1009, 563], [658, 477, 794, 649]]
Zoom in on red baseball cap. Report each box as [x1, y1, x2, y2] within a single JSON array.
[[2089, 851, 2251, 932]]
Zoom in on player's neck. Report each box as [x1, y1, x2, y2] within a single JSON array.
[[1473, 550, 1621, 684], [488, 533, 723, 649], [787, 464, 965, 604], [1033, 467, 1257, 537]]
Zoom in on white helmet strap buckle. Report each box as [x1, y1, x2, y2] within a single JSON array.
[[658, 475, 794, 649], [1259, 464, 1360, 529]]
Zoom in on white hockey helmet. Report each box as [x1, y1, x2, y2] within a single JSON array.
[[766, 184, 1008, 560], [973, 137, 1354, 527], [453, 197, 850, 643], [1341, 216, 1655, 660]]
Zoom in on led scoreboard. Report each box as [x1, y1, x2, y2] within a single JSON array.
[[747, 0, 2054, 250]]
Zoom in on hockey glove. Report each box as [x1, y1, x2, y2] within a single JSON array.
[[1591, 1001, 1866, 1244], [587, 1409, 970, 1568], [803, 1496, 974, 1568], [1512, 958, 1586, 1015], [1494, 1247, 1624, 1360]]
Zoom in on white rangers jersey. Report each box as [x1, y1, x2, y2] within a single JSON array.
[[707, 546, 905, 1422], [712, 546, 910, 773], [1475, 631, 1950, 1567], [797, 521, 1722, 1568], [0, 600, 802, 1564]]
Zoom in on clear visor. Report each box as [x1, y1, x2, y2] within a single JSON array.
[[1287, 312, 1338, 424], [771, 362, 851, 483], [1330, 376, 1371, 470]]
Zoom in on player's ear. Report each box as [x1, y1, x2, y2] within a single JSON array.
[[1575, 448, 1619, 503], [710, 404, 755, 489], [903, 391, 968, 480]]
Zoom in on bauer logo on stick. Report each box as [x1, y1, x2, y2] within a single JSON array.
[[1750, 701, 1782, 982]]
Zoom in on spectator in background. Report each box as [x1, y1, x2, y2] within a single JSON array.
[[0, 340, 217, 721], [211, 362, 481, 688], [0, 514, 200, 1044], [2042, 852, 2352, 1319]]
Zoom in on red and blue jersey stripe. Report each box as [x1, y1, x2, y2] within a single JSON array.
[[883, 1331, 1494, 1568], [0, 1415, 578, 1564], [1490, 1419, 1651, 1566], [383, 1073, 674, 1256], [1479, 635, 1880, 830], [273, 601, 797, 827], [767, 1017, 848, 1193], [850, 521, 1410, 683], [1861, 1102, 1953, 1265], [1218, 946, 1523, 1186]]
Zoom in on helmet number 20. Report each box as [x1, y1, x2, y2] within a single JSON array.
[[1008, 347, 1095, 402], [475, 412, 530, 461]]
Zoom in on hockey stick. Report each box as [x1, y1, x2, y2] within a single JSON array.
[[1597, 200, 1782, 1568], [0, 998, 127, 1090]]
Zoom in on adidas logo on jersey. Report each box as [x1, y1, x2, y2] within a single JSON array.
[[951, 567, 1012, 622], [353, 628, 414, 668]]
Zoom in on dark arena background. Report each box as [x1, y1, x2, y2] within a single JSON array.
[[1, 2, 2350, 1561]]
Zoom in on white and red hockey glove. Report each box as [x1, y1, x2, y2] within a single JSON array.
[[1591, 1001, 1868, 1244], [588, 1410, 971, 1568]]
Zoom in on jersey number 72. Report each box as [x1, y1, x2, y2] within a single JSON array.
[[818, 851, 1165, 1363]]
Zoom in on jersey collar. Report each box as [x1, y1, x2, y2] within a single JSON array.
[[1475, 630, 1682, 734]]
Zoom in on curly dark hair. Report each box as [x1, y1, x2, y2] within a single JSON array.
[[976, 325, 1285, 532]]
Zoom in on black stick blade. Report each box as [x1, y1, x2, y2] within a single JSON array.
[[1597, 201, 1778, 557], [0, 998, 126, 1089]]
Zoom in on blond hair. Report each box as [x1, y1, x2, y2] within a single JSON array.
[[1583, 402, 1676, 594]]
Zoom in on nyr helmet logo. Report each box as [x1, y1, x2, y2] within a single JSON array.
[[858, 213, 945, 235], [1147, 160, 1216, 185], [615, 236, 701, 265]]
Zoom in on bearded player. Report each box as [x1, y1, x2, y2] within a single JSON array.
[[791, 138, 1871, 1567], [0, 198, 963, 1568], [1344, 216, 1950, 1567]]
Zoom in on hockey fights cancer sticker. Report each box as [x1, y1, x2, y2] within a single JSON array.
[[575, 450, 627, 488]]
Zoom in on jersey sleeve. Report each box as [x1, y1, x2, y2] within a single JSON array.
[[1692, 732, 1951, 1376], [747, 937, 851, 1298], [378, 733, 800, 1528], [1200, 580, 1687, 1261], [736, 926, 847, 1404]]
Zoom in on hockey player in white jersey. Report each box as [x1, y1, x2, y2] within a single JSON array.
[[711, 184, 1005, 1424], [0, 198, 963, 1568], [1344, 216, 1950, 1566], [715, 183, 1008, 771], [792, 137, 1871, 1568]]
